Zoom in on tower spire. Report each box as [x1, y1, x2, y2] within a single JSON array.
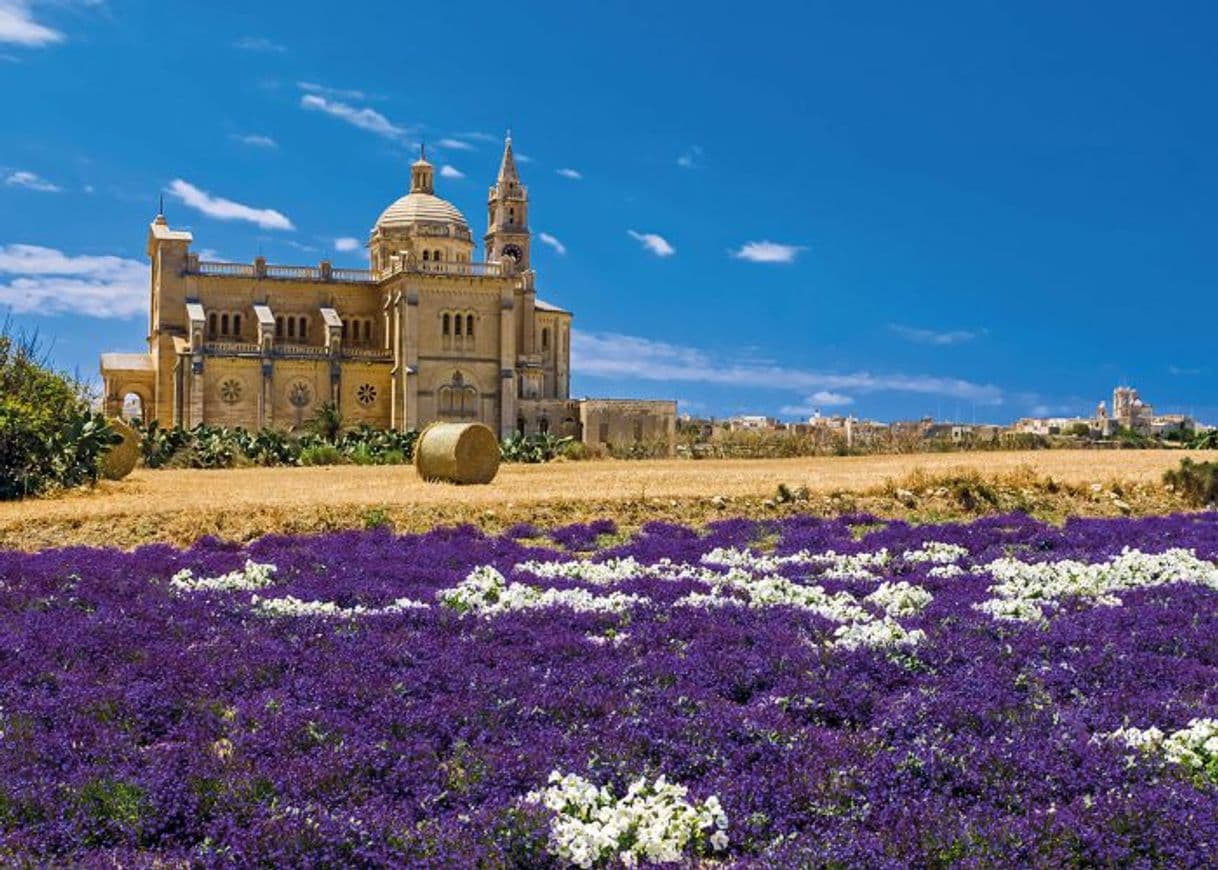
[[497, 131, 519, 183]]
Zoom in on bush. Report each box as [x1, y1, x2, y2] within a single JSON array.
[[299, 444, 346, 466], [0, 319, 119, 499], [500, 433, 571, 463], [1189, 430, 1218, 450], [1164, 458, 1218, 508]]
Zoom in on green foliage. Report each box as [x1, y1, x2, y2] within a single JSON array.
[[1164, 458, 1218, 507], [1189, 430, 1218, 450], [500, 432, 571, 463], [0, 318, 120, 499], [132, 420, 420, 469], [299, 444, 345, 466], [309, 401, 344, 443]]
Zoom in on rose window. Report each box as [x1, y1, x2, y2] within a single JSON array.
[[219, 379, 243, 404], [356, 384, 378, 406], [287, 381, 312, 409]]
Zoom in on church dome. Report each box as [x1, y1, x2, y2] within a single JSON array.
[[375, 192, 470, 231], [374, 154, 472, 241]]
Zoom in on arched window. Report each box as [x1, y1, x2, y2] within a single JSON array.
[[422, 250, 430, 261], [232, 314, 241, 336], [299, 317, 307, 339], [366, 319, 374, 341], [287, 317, 296, 338], [442, 313, 450, 336], [539, 417, 549, 434], [542, 327, 550, 350], [454, 313, 462, 337], [438, 371, 477, 418], [208, 313, 217, 338], [342, 320, 348, 339], [433, 250, 442, 262], [220, 313, 229, 336], [509, 208, 515, 224], [275, 317, 283, 338], [466, 314, 475, 338]]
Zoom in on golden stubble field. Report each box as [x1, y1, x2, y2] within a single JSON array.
[[1, 450, 1211, 551]]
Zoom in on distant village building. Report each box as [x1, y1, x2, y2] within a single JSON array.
[[1015, 385, 1196, 439], [99, 138, 675, 452]]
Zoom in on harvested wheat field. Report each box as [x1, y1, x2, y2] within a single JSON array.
[[2, 450, 1213, 550]]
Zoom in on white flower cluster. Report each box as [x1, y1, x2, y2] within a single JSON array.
[[251, 594, 428, 619], [700, 546, 890, 581], [927, 564, 966, 579], [524, 771, 728, 868], [901, 541, 971, 565], [865, 581, 934, 617], [438, 566, 646, 618], [586, 631, 631, 647], [515, 556, 727, 587], [975, 547, 1218, 623], [675, 572, 928, 651], [1105, 718, 1218, 780], [833, 618, 926, 651], [170, 560, 277, 593]]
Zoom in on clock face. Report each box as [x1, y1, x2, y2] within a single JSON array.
[[502, 244, 523, 263]]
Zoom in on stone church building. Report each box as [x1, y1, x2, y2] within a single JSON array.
[[100, 137, 675, 452]]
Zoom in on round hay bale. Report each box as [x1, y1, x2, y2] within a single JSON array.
[[101, 417, 140, 480], [414, 422, 500, 485]]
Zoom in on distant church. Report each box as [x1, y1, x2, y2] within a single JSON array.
[[100, 137, 674, 450]]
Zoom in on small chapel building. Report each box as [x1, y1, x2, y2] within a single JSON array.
[[99, 137, 675, 452]]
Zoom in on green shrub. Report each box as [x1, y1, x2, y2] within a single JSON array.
[[299, 444, 346, 466], [500, 432, 570, 463], [1164, 458, 1218, 507], [0, 319, 119, 499], [1189, 430, 1218, 450]]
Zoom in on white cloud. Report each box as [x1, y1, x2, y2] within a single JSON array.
[[458, 131, 501, 144], [889, 324, 984, 346], [233, 36, 285, 53], [538, 232, 566, 256], [0, 1, 63, 46], [572, 330, 1003, 404], [439, 164, 464, 179], [167, 179, 294, 230], [334, 237, 360, 252], [556, 168, 583, 180], [234, 133, 277, 149], [627, 230, 675, 257], [780, 391, 855, 415], [0, 243, 147, 318], [515, 153, 534, 164], [437, 137, 475, 151], [298, 81, 367, 101], [1169, 365, 1202, 376], [300, 94, 405, 139], [731, 240, 805, 264], [677, 145, 703, 169], [5, 170, 60, 192]]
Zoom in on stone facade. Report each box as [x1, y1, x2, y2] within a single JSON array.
[[100, 137, 676, 453]]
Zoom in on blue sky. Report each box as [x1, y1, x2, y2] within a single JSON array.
[[1, 0, 1215, 423]]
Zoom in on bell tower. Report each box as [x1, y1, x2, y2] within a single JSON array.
[[484, 133, 530, 269]]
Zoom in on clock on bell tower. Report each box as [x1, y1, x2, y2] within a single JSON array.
[[484, 133, 531, 270]]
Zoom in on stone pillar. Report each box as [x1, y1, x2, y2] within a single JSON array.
[[499, 288, 517, 438], [403, 289, 419, 430]]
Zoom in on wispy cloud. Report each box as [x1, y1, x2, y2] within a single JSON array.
[[439, 165, 464, 179], [5, 170, 60, 192], [0, 1, 63, 46], [515, 153, 534, 164], [233, 35, 285, 53], [167, 179, 294, 230], [556, 168, 583, 180], [573, 330, 1003, 404], [627, 230, 675, 257], [538, 232, 566, 256], [889, 323, 984, 346], [233, 133, 277, 149], [731, 241, 804, 264], [457, 131, 501, 144], [0, 243, 147, 318], [780, 391, 855, 415], [334, 237, 360, 252], [1169, 365, 1202, 376], [677, 145, 703, 169], [298, 81, 367, 101], [437, 137, 475, 151], [299, 93, 406, 140]]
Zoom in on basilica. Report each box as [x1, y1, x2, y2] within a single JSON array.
[[100, 137, 675, 451]]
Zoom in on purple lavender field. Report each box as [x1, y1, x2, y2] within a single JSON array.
[[4, 512, 1218, 865]]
